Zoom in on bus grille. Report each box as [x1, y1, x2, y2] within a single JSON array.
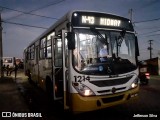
[[90, 76, 132, 87], [102, 95, 124, 103], [97, 87, 126, 94]]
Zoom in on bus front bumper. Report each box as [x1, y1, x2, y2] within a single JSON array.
[[70, 86, 139, 113]]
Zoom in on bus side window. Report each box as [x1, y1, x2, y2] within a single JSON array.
[[54, 38, 62, 67], [47, 33, 53, 58]]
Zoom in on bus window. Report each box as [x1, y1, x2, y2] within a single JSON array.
[[40, 38, 46, 59], [47, 46, 51, 58], [30, 44, 35, 60], [54, 38, 62, 67], [47, 32, 55, 58], [46, 37, 51, 58]]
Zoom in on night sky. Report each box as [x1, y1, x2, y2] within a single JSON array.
[[0, 0, 160, 60]]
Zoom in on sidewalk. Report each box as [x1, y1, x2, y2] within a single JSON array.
[[0, 76, 31, 119]]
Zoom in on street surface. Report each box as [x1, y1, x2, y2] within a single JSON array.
[[13, 70, 160, 120]]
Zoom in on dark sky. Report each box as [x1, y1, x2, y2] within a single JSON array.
[[0, 0, 160, 60]]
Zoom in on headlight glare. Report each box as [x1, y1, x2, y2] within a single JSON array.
[[130, 77, 139, 89], [72, 82, 95, 96], [131, 82, 137, 88]]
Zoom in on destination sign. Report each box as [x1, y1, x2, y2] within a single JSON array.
[[71, 11, 134, 31], [82, 16, 121, 27]]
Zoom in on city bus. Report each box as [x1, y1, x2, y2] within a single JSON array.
[[24, 10, 140, 113]]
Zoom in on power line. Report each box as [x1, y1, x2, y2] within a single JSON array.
[[153, 48, 160, 51], [137, 29, 160, 36], [145, 33, 160, 37], [132, 1, 160, 24], [135, 25, 160, 30], [0, 5, 59, 20], [139, 48, 147, 52], [154, 40, 160, 45], [138, 33, 160, 37], [135, 1, 160, 13], [3, 0, 65, 21], [2, 20, 48, 29], [134, 17, 160, 24], [28, 0, 65, 12]]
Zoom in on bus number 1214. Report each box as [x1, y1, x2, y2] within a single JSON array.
[[74, 76, 90, 83]]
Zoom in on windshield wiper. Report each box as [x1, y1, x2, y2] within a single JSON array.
[[115, 29, 126, 57], [90, 27, 108, 45]]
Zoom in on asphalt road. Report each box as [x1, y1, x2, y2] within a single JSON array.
[[14, 71, 160, 120]]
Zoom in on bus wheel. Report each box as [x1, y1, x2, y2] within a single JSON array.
[[45, 77, 53, 99]]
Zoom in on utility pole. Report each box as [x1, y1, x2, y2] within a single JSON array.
[[128, 8, 133, 21], [148, 40, 153, 59], [0, 11, 3, 78]]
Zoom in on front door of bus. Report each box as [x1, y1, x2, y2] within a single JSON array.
[[51, 30, 69, 110], [52, 36, 63, 100], [62, 30, 69, 110]]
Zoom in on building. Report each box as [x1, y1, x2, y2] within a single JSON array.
[[141, 57, 160, 75]]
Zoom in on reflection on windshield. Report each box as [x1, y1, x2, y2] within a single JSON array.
[[73, 29, 136, 75]]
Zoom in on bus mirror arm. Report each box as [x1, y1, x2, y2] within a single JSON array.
[[67, 32, 75, 50], [135, 36, 139, 56], [135, 36, 139, 65], [120, 29, 126, 38]]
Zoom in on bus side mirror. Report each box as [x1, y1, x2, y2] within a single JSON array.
[[67, 32, 75, 50], [120, 29, 126, 38], [135, 36, 139, 56]]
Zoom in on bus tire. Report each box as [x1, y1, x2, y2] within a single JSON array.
[[45, 77, 53, 99]]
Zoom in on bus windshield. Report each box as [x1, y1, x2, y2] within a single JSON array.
[[73, 29, 137, 75]]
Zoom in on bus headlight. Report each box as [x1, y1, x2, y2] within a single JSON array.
[[72, 83, 95, 96], [130, 77, 139, 89]]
